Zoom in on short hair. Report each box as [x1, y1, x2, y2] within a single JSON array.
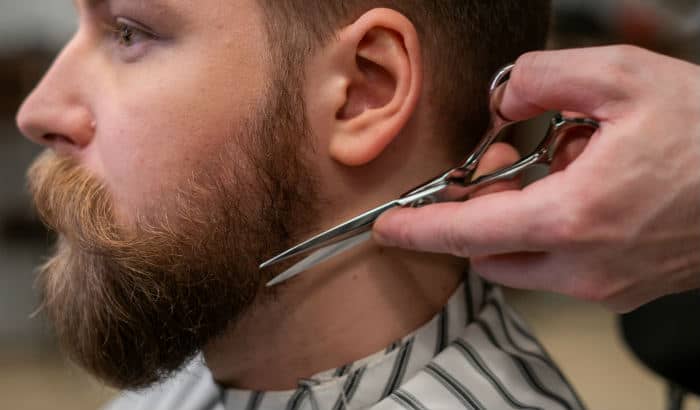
[[260, 0, 552, 152]]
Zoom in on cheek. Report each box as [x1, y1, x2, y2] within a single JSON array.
[[90, 54, 267, 218]]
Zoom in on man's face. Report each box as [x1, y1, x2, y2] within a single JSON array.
[[23, 0, 274, 218], [17, 0, 318, 389]]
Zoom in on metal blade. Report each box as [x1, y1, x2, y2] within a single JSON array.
[[265, 231, 373, 287], [259, 201, 400, 269]]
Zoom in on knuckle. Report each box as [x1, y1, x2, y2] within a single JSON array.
[[441, 210, 479, 257], [396, 222, 418, 250], [547, 186, 612, 249], [608, 45, 644, 68], [603, 45, 645, 90], [507, 65, 527, 102], [550, 217, 578, 245], [548, 203, 590, 246], [611, 44, 644, 60], [566, 273, 607, 303], [566, 267, 628, 306], [514, 50, 542, 75], [442, 223, 471, 257], [512, 51, 548, 100]]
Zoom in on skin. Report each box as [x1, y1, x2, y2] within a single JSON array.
[[16, 0, 517, 390], [374, 46, 700, 313]]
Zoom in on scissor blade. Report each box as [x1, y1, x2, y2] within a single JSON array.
[[266, 231, 373, 287], [259, 201, 400, 269]]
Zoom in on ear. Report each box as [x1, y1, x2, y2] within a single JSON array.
[[305, 8, 423, 167]]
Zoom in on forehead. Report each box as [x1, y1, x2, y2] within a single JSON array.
[[73, 0, 255, 20], [72, 0, 188, 16], [76, 0, 181, 10], [73, 0, 267, 38]]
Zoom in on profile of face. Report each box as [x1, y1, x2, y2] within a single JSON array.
[[17, 0, 321, 389]]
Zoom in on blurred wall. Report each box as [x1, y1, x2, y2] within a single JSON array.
[[0, 1, 76, 349], [0, 1, 75, 52], [552, 0, 700, 62]]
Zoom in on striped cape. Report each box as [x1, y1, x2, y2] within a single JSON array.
[[106, 272, 585, 410]]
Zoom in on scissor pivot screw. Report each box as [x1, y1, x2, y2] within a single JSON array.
[[413, 197, 436, 208]]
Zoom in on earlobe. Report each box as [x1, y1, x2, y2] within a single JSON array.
[[328, 9, 422, 167]]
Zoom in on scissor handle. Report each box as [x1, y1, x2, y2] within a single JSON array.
[[456, 114, 600, 190], [455, 65, 516, 172], [402, 64, 599, 205], [489, 64, 515, 99], [402, 64, 524, 202], [538, 114, 600, 163]]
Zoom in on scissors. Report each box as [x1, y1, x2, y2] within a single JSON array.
[[260, 64, 599, 287]]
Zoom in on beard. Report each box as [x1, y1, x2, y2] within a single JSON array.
[[27, 77, 319, 390]]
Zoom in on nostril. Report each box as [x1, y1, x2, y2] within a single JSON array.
[[44, 134, 74, 146]]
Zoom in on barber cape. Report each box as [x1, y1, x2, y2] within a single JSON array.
[[106, 272, 585, 410]]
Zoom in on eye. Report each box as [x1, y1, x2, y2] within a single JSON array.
[[105, 17, 159, 62], [109, 18, 157, 48]]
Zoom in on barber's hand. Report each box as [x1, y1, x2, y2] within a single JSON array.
[[374, 46, 700, 312]]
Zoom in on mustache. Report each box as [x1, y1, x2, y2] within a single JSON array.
[[27, 151, 181, 268], [28, 151, 118, 245]]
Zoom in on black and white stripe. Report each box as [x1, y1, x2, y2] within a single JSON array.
[[385, 340, 401, 354], [503, 307, 586, 410], [390, 389, 430, 410], [371, 287, 582, 410], [452, 338, 543, 410], [486, 298, 578, 408], [245, 392, 265, 410], [474, 311, 574, 410], [435, 307, 448, 355], [464, 273, 475, 325], [424, 363, 485, 410], [285, 387, 309, 410], [381, 337, 415, 399], [332, 365, 367, 410], [333, 364, 352, 378]]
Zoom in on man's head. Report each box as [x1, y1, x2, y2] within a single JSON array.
[[16, 0, 550, 389]]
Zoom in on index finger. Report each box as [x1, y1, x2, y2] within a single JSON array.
[[373, 188, 548, 258], [501, 46, 641, 121]]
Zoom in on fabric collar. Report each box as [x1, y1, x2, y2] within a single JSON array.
[[221, 272, 485, 410]]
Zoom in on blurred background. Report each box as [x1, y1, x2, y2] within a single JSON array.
[[0, 1, 699, 409]]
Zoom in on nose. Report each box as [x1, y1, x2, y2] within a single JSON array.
[[16, 38, 96, 155]]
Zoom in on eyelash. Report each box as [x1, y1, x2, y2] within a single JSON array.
[[108, 18, 158, 48]]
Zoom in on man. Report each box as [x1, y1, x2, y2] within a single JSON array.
[[16, 0, 584, 409]]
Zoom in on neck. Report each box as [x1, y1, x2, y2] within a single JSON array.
[[204, 239, 465, 391]]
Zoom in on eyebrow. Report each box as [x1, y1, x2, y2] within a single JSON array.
[[73, 0, 105, 9], [75, 0, 174, 14], [74, 0, 186, 30]]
